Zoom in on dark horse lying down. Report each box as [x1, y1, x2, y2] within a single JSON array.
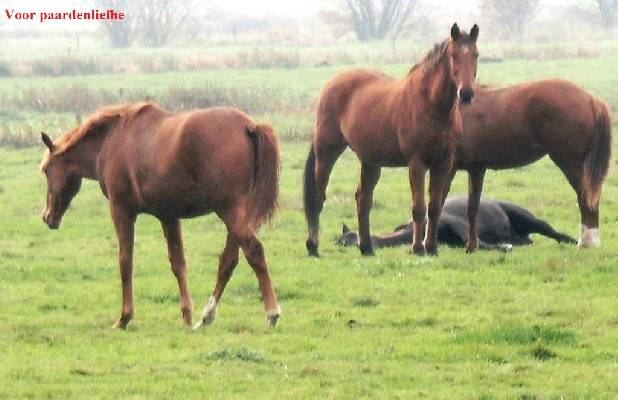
[[336, 196, 576, 251]]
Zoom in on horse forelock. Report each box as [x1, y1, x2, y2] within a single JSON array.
[[54, 102, 164, 154]]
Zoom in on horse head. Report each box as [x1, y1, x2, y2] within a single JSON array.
[[40, 132, 83, 229], [448, 23, 479, 104]]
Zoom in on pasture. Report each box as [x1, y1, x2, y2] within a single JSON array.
[[1, 55, 617, 398]]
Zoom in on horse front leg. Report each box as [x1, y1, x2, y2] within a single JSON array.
[[355, 163, 381, 256], [161, 219, 193, 326], [408, 158, 427, 255], [110, 205, 136, 329], [465, 168, 486, 253], [426, 156, 455, 255]]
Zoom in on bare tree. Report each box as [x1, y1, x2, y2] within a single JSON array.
[[593, 0, 618, 29], [480, 0, 539, 40], [96, 0, 137, 48], [138, 0, 197, 47], [321, 0, 424, 42]]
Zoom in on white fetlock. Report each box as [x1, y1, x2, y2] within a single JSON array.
[[578, 224, 601, 248], [193, 296, 217, 330], [266, 305, 282, 327]]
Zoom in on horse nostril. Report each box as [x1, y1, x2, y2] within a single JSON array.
[[459, 88, 474, 104]]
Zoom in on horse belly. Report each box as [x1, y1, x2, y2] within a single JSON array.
[[483, 144, 545, 169], [346, 129, 407, 167], [143, 184, 213, 219], [352, 146, 408, 167], [457, 133, 546, 170]]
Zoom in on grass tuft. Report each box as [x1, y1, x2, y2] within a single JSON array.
[[198, 347, 270, 364], [531, 345, 557, 361], [457, 324, 576, 345]]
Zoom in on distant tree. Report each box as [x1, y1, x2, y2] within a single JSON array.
[[95, 0, 137, 48], [593, 0, 618, 29], [480, 0, 539, 40], [137, 0, 198, 47], [321, 0, 424, 42]]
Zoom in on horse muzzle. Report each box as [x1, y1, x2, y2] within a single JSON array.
[[459, 88, 475, 104], [42, 211, 60, 229]]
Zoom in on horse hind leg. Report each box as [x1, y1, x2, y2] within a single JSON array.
[[211, 207, 280, 326], [552, 158, 600, 248], [305, 131, 347, 257], [356, 163, 381, 256], [194, 232, 239, 329], [499, 202, 577, 245]]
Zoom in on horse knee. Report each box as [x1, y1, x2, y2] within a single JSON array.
[[412, 206, 426, 222], [169, 255, 186, 271], [427, 203, 441, 221]]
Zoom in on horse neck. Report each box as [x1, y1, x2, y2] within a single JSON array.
[[372, 227, 413, 248], [420, 56, 458, 117], [62, 134, 106, 180]]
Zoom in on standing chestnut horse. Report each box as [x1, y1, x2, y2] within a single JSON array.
[[304, 23, 480, 257], [40, 102, 281, 329], [457, 80, 612, 251]]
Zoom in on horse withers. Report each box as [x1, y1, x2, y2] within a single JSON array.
[[304, 23, 480, 257], [456, 80, 612, 251], [40, 103, 281, 329]]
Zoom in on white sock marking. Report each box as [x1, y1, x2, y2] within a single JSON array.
[[578, 224, 601, 248]]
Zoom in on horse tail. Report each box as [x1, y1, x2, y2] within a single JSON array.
[[583, 98, 612, 209], [303, 143, 319, 235], [245, 123, 280, 229]]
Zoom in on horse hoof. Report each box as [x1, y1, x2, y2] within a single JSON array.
[[112, 313, 132, 329], [112, 320, 128, 330], [465, 245, 478, 253], [306, 240, 319, 257], [266, 307, 281, 327], [360, 246, 375, 256], [181, 310, 192, 326], [193, 314, 215, 330], [411, 245, 426, 256]]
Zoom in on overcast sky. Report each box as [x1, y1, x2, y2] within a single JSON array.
[[2, 0, 479, 18]]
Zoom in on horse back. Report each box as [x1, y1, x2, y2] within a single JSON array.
[[102, 107, 256, 218], [458, 79, 597, 169]]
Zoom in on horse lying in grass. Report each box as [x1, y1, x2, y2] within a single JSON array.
[[336, 196, 576, 251], [455, 80, 612, 251], [40, 102, 281, 329], [304, 23, 480, 257]]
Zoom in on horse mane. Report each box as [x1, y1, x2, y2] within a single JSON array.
[[54, 101, 165, 154], [408, 39, 449, 75]]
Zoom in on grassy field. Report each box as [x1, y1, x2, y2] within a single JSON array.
[[1, 56, 617, 398]]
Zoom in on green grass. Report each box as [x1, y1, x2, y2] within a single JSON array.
[[1, 57, 618, 398]]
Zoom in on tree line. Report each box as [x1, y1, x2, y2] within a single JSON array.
[[97, 0, 618, 47]]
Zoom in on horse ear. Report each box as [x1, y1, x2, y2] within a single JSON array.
[[342, 224, 350, 234], [451, 23, 461, 40], [41, 132, 54, 151], [470, 24, 479, 41]]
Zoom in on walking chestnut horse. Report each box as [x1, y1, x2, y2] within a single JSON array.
[[456, 79, 612, 251], [39, 102, 281, 329], [304, 23, 480, 257]]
